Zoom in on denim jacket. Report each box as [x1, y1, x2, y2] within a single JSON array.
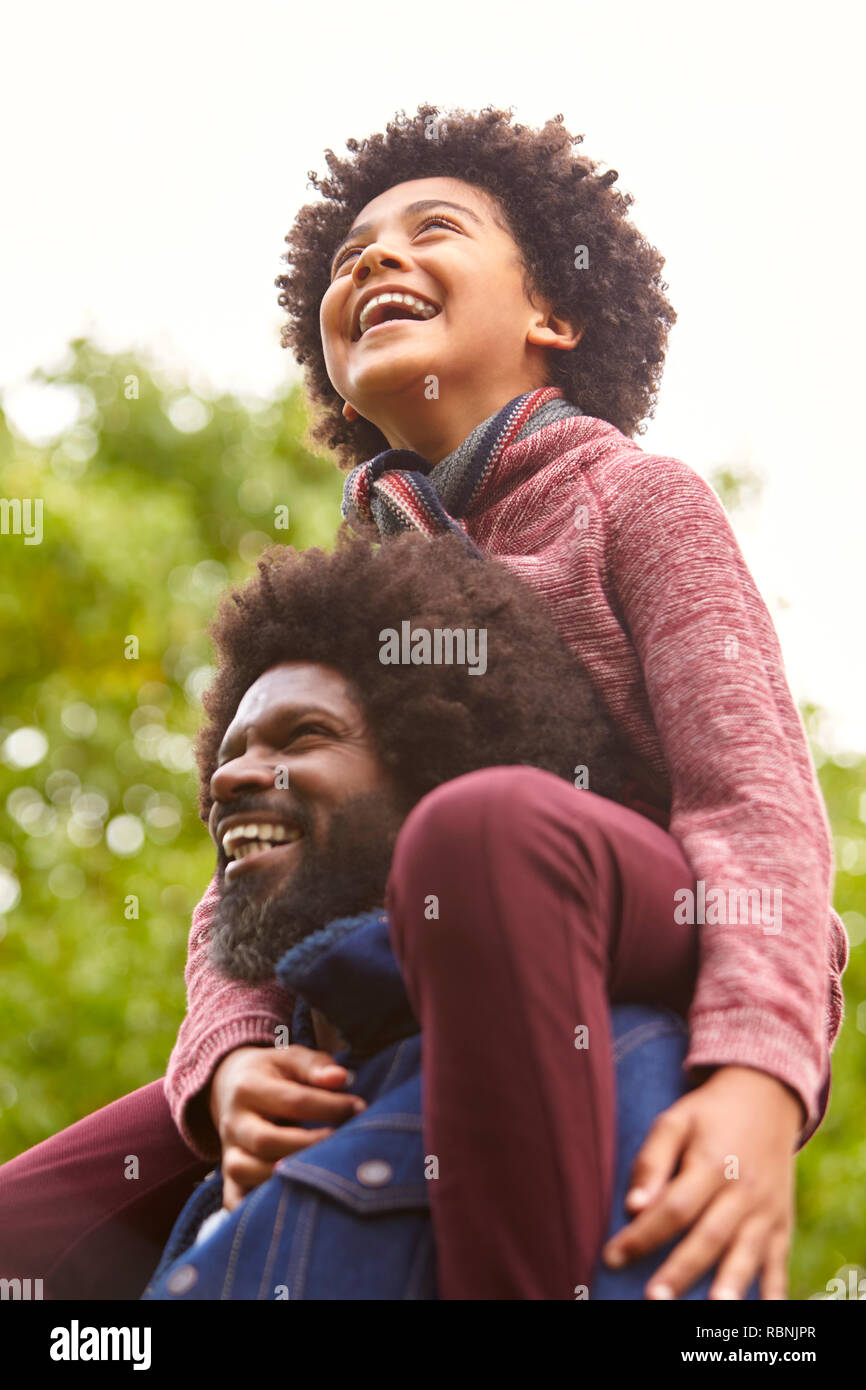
[[142, 910, 757, 1301]]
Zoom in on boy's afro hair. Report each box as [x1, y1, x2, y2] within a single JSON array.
[[195, 531, 628, 823], [276, 103, 676, 470]]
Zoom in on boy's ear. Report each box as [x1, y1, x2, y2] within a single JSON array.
[[342, 400, 360, 422], [526, 306, 583, 353]]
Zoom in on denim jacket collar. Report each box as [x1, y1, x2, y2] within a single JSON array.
[[274, 909, 418, 1057]]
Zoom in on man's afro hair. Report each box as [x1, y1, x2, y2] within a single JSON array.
[[195, 532, 628, 822], [276, 103, 676, 470]]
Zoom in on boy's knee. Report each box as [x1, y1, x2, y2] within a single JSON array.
[[392, 764, 561, 872], [387, 768, 626, 948]]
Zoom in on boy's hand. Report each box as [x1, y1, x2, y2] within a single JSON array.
[[602, 1065, 803, 1300], [208, 1044, 367, 1211]]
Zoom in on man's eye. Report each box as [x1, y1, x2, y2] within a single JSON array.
[[286, 723, 330, 743]]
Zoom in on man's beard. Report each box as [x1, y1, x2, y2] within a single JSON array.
[[208, 788, 409, 983]]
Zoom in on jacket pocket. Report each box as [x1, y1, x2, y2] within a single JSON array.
[[276, 1112, 430, 1215], [271, 1112, 435, 1300]]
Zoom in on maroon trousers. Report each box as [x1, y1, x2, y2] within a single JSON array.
[[387, 767, 699, 1298], [0, 1078, 209, 1299], [0, 767, 699, 1299]]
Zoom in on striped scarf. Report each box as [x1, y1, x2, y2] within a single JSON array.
[[341, 386, 579, 550]]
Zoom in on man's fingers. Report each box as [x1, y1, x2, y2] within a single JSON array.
[[603, 1165, 717, 1269], [623, 1108, 690, 1212]]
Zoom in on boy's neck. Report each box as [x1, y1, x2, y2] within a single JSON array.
[[371, 375, 548, 464]]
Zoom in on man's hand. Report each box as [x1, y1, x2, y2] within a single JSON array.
[[208, 1045, 367, 1211], [602, 1066, 803, 1300]]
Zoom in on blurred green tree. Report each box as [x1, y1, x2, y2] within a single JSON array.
[[0, 338, 343, 1157]]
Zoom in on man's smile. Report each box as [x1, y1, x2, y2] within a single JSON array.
[[217, 811, 307, 883], [223, 832, 305, 882]]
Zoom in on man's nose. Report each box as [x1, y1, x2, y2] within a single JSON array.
[[210, 748, 282, 803]]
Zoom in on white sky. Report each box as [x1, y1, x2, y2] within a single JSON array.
[[2, 0, 864, 748]]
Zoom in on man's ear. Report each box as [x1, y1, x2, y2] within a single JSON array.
[[526, 306, 583, 353]]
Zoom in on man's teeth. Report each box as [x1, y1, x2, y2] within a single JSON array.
[[222, 822, 302, 861], [358, 292, 438, 337]]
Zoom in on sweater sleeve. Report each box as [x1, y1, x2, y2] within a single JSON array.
[[164, 870, 296, 1160], [603, 452, 842, 1146]]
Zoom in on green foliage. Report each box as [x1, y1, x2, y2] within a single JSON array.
[[0, 338, 343, 1156], [0, 341, 862, 1296], [791, 718, 866, 1298]]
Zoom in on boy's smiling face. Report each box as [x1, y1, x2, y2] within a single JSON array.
[[319, 176, 580, 462]]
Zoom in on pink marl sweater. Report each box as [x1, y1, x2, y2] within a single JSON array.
[[165, 411, 848, 1160]]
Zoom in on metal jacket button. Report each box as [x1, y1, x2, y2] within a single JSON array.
[[166, 1264, 199, 1295], [356, 1159, 393, 1187]]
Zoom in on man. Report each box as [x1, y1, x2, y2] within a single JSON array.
[[143, 532, 754, 1300]]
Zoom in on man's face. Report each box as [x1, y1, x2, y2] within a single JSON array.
[[319, 176, 549, 429], [207, 661, 407, 981]]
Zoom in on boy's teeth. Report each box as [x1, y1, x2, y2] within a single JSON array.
[[358, 292, 438, 337]]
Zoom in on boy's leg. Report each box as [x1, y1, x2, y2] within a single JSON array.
[[386, 765, 700, 1301], [0, 1079, 211, 1300]]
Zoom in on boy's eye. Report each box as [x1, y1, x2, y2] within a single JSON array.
[[333, 246, 361, 272], [332, 213, 461, 274], [416, 214, 460, 234]]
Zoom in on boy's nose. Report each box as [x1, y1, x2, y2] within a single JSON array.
[[352, 241, 410, 283]]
